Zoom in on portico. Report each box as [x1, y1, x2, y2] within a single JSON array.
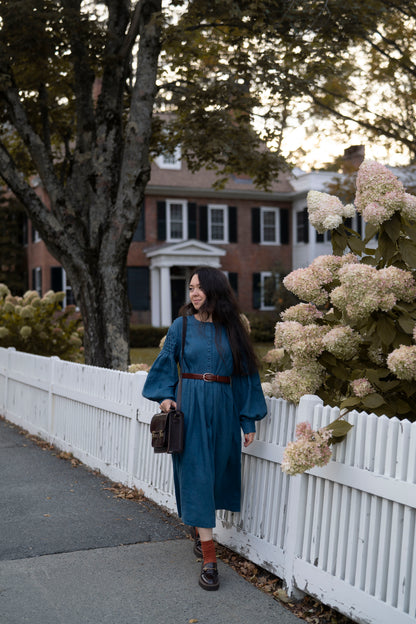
[[145, 240, 226, 327]]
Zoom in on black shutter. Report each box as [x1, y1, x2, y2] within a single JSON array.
[[31, 223, 36, 242], [199, 205, 208, 242], [32, 268, 36, 290], [188, 202, 197, 239], [280, 208, 289, 244], [303, 208, 309, 244], [252, 208, 260, 243], [228, 206, 237, 243], [127, 267, 150, 311], [157, 201, 166, 241], [50, 267, 63, 292], [252, 273, 261, 309], [228, 272, 238, 296], [133, 203, 145, 241]]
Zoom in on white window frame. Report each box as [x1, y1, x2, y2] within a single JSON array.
[[62, 269, 76, 308], [33, 267, 42, 296], [166, 199, 188, 242], [208, 204, 228, 243], [260, 271, 277, 311], [33, 229, 42, 243], [155, 146, 182, 170], [260, 207, 280, 245]]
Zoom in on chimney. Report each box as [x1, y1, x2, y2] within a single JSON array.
[[342, 145, 365, 172]]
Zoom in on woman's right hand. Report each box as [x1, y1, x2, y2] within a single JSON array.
[[160, 399, 176, 413]]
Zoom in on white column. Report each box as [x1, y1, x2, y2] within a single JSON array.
[[150, 266, 161, 327], [160, 266, 172, 327]]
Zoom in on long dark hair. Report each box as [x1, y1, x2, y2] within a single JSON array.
[[180, 266, 259, 376]]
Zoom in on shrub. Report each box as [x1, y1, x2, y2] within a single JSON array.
[[0, 285, 83, 361], [246, 312, 279, 342], [129, 324, 169, 348], [265, 161, 416, 421]]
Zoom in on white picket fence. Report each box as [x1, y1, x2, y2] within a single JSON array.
[[0, 347, 415, 624]]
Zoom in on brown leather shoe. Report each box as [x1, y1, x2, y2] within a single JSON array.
[[199, 562, 219, 591]]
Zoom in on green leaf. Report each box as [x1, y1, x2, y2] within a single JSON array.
[[361, 255, 377, 266], [362, 393, 386, 409], [364, 223, 378, 243], [376, 316, 396, 346], [378, 232, 397, 264], [398, 316, 416, 334], [326, 419, 354, 437], [347, 236, 365, 254], [383, 213, 401, 243], [340, 396, 362, 408], [399, 238, 416, 268], [331, 229, 348, 256]]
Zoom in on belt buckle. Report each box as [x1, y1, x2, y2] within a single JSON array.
[[202, 373, 214, 382]]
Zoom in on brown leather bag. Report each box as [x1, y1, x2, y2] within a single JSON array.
[[150, 317, 187, 454], [150, 408, 184, 454]]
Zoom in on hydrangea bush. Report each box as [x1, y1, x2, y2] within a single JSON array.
[[265, 160, 416, 422], [0, 285, 83, 361]]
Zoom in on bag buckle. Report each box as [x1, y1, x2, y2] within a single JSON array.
[[202, 373, 215, 382]]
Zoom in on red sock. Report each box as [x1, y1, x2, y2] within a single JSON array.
[[200, 539, 216, 564]]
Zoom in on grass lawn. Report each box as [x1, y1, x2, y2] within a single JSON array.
[[131, 343, 273, 381]]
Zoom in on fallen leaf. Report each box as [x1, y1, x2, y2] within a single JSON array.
[[189, 619, 198, 623], [274, 588, 290, 603]]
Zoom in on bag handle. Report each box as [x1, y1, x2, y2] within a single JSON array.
[[175, 316, 187, 412]]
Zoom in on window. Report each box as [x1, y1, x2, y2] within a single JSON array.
[[316, 230, 331, 243], [252, 207, 288, 245], [260, 272, 277, 310], [50, 267, 76, 307], [296, 208, 309, 243], [127, 267, 150, 311], [32, 267, 42, 296], [261, 207, 278, 243], [253, 272, 278, 310], [155, 146, 181, 170], [31, 226, 41, 243], [132, 204, 145, 241], [208, 205, 228, 243], [167, 200, 187, 242]]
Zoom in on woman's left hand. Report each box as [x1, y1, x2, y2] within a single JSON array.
[[244, 432, 255, 447]]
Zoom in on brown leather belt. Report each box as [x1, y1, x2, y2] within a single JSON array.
[[182, 373, 231, 384]]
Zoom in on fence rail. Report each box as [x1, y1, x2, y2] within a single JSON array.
[[0, 347, 414, 624]]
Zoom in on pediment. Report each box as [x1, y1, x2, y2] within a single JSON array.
[[145, 239, 226, 258]]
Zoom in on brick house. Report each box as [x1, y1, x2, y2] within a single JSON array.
[[25, 150, 360, 327]]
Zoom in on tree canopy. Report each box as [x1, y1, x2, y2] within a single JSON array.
[[0, 0, 415, 368]]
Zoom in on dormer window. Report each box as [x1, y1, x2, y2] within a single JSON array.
[[155, 146, 181, 170]]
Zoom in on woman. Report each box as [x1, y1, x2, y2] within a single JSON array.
[[142, 266, 267, 591]]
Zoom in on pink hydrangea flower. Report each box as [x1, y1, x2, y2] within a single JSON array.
[[387, 345, 416, 381], [272, 362, 326, 404], [322, 325, 362, 359], [281, 421, 332, 475], [307, 190, 356, 233], [281, 302, 324, 325], [355, 160, 414, 226], [350, 378, 375, 398]]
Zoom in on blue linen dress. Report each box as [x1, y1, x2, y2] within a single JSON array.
[[142, 315, 267, 528]]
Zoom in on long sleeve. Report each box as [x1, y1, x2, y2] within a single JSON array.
[[142, 318, 182, 404], [231, 371, 268, 434]]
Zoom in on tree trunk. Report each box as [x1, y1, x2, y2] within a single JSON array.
[[70, 262, 131, 370]]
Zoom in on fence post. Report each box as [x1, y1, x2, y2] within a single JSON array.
[[127, 372, 146, 486], [48, 356, 60, 437], [2, 347, 15, 419], [283, 394, 323, 598]]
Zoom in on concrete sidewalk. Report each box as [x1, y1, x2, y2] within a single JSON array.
[[0, 417, 304, 624]]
